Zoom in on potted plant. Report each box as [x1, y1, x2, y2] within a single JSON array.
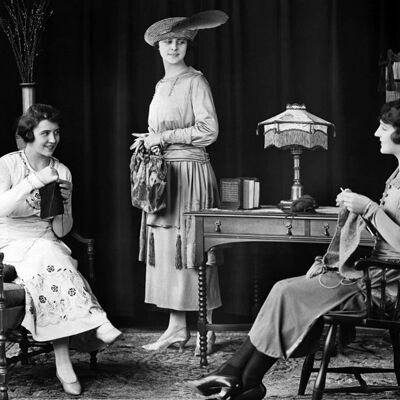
[[0, 0, 51, 148]]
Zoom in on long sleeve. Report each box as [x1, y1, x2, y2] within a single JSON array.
[[160, 75, 218, 147], [363, 201, 400, 251], [0, 158, 44, 217]]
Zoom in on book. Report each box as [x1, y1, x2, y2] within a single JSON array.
[[241, 177, 259, 209], [242, 179, 250, 209], [219, 177, 260, 209], [254, 180, 260, 208], [39, 182, 64, 219]]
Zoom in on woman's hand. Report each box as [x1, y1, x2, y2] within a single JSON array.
[[58, 179, 73, 202], [143, 133, 162, 149], [336, 189, 371, 214], [130, 133, 148, 151], [36, 166, 59, 186], [130, 137, 145, 151]]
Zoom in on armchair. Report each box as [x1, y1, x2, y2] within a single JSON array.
[[0, 230, 97, 400], [298, 257, 400, 400]]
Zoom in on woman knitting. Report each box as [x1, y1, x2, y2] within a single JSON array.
[[0, 104, 122, 396], [189, 99, 400, 399]]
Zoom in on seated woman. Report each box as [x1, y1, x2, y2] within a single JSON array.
[[0, 104, 122, 396], [189, 99, 400, 400]]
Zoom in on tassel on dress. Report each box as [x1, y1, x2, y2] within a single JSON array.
[[149, 231, 155, 267], [175, 234, 183, 270]]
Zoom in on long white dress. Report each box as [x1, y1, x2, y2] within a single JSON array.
[[0, 151, 108, 350], [141, 67, 222, 311]]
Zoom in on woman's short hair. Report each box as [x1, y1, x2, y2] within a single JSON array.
[[16, 104, 61, 143], [380, 99, 400, 144]]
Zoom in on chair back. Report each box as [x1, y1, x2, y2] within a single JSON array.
[[355, 257, 400, 326]]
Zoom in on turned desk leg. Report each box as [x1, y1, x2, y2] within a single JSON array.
[[251, 259, 260, 318], [198, 260, 208, 367]]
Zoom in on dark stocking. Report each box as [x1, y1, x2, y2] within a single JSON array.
[[241, 350, 277, 390], [217, 337, 256, 377]]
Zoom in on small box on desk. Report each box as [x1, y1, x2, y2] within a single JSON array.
[[219, 178, 242, 209], [219, 177, 260, 210]]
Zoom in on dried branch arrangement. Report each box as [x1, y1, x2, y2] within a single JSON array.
[[0, 0, 51, 82]]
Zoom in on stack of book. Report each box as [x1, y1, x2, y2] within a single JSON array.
[[219, 177, 260, 210]]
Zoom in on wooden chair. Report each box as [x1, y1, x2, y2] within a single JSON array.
[[0, 231, 96, 400], [298, 257, 400, 400]]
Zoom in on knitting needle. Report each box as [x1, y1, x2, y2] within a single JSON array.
[[341, 187, 376, 237]]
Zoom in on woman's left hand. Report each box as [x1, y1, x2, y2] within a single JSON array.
[[336, 190, 371, 214], [143, 133, 161, 149], [58, 179, 73, 202]]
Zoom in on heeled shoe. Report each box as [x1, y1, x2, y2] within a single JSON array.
[[142, 327, 190, 352], [56, 372, 82, 396], [187, 374, 241, 397], [194, 330, 216, 356], [232, 383, 267, 400], [96, 321, 122, 345]]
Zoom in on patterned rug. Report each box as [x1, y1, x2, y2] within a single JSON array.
[[5, 328, 400, 399]]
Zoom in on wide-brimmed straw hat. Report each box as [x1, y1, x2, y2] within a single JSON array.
[[144, 10, 228, 47]]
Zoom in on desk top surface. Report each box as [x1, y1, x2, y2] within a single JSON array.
[[186, 206, 339, 219]]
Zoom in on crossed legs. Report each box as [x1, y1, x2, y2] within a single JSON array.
[[189, 337, 276, 399]]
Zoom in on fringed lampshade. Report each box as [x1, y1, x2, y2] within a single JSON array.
[[257, 103, 335, 210]]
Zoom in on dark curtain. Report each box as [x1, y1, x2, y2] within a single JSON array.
[[0, 0, 399, 323]]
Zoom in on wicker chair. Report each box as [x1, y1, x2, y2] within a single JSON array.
[[298, 257, 400, 400], [0, 231, 96, 400]]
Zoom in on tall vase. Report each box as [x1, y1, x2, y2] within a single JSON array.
[[17, 82, 36, 150]]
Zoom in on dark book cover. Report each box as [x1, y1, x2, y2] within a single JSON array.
[[39, 181, 64, 219]]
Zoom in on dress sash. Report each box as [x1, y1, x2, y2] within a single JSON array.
[[163, 144, 210, 163]]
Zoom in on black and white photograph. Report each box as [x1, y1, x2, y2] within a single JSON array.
[[0, 1, 400, 399]]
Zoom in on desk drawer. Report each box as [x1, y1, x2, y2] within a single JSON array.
[[310, 219, 371, 239], [310, 220, 336, 238], [204, 216, 306, 236]]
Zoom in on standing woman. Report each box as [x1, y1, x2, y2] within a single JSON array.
[[137, 10, 228, 353], [0, 104, 121, 395]]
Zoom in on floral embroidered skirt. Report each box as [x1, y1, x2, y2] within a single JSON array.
[[4, 237, 108, 350]]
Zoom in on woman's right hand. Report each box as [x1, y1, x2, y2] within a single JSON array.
[[336, 189, 372, 215], [36, 166, 59, 186], [130, 133, 148, 151]]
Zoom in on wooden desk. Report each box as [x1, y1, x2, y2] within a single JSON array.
[[185, 206, 374, 366]]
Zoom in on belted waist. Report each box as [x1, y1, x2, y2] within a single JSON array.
[[163, 145, 210, 163]]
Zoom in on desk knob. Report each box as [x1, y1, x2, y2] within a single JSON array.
[[284, 221, 293, 236], [214, 220, 222, 233], [323, 223, 330, 237]]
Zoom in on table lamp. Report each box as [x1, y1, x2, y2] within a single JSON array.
[[257, 103, 335, 210]]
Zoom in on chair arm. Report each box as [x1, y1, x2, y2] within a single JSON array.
[[70, 230, 94, 246], [354, 257, 400, 271], [68, 230, 96, 290]]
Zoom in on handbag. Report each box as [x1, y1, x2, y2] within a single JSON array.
[[130, 141, 167, 214]]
